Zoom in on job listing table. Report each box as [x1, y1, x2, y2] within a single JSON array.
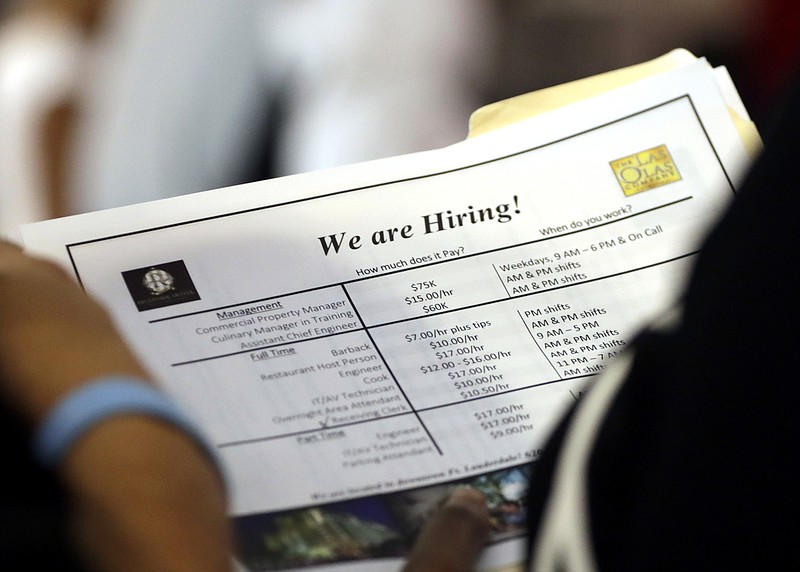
[[149, 198, 690, 469]]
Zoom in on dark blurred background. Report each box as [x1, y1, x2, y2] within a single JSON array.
[[1, 0, 797, 238]]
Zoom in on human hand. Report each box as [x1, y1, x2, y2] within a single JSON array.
[[0, 241, 234, 571], [403, 487, 491, 572], [0, 239, 151, 424]]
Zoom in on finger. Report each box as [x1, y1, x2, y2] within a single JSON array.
[[403, 487, 490, 572], [0, 237, 22, 250], [0, 242, 70, 288], [0, 247, 151, 422], [0, 238, 24, 265]]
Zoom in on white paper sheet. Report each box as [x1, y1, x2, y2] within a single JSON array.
[[22, 57, 752, 571]]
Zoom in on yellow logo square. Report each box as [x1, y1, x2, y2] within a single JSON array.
[[610, 144, 681, 196]]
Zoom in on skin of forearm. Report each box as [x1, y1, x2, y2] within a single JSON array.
[[63, 416, 235, 572], [0, 244, 236, 570]]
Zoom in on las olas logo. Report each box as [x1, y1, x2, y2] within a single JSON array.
[[610, 144, 681, 196]]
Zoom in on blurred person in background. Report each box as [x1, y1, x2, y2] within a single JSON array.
[[0, 0, 775, 240], [0, 0, 495, 238]]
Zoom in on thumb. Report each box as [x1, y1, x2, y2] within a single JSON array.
[[403, 487, 491, 572]]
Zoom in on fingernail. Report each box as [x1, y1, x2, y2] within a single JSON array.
[[447, 487, 488, 513]]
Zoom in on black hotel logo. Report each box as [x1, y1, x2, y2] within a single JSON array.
[[122, 260, 201, 311]]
